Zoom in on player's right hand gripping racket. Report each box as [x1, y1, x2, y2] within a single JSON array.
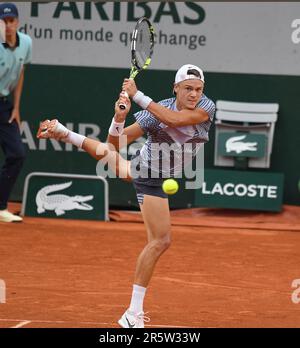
[[119, 17, 154, 110]]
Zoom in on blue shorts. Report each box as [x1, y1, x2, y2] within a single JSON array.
[[132, 177, 168, 205]]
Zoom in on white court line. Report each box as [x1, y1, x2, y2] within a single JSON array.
[[10, 320, 31, 328], [1, 318, 191, 328]]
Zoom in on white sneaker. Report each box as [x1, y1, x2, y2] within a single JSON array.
[[118, 309, 150, 328], [0, 210, 23, 223]]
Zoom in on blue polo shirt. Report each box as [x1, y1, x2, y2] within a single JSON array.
[[0, 31, 32, 97]]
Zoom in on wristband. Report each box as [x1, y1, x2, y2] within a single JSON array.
[[133, 90, 153, 110], [109, 118, 125, 136]]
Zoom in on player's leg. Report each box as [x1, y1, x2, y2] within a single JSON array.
[[119, 185, 171, 328], [82, 137, 131, 181], [135, 195, 171, 287], [37, 119, 131, 181]]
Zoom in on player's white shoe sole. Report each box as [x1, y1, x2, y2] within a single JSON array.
[[118, 309, 150, 328]]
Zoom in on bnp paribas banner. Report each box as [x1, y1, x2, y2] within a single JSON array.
[[17, 2, 300, 76]]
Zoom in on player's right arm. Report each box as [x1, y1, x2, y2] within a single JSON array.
[[106, 94, 144, 152]]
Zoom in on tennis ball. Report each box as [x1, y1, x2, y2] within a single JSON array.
[[162, 179, 179, 195]]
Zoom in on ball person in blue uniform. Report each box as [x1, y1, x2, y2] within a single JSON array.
[[0, 3, 32, 222]]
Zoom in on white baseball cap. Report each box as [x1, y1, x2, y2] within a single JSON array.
[[175, 64, 205, 84]]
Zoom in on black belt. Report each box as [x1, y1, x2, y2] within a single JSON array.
[[0, 96, 8, 102]]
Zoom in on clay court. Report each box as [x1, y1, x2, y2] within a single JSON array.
[[1, 203, 300, 328]]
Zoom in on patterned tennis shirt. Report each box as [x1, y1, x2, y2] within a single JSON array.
[[131, 94, 215, 179]]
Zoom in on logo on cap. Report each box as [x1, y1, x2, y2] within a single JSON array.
[[175, 64, 205, 84], [4, 8, 11, 13]]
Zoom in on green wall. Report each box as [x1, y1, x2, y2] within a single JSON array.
[[2, 64, 299, 207]]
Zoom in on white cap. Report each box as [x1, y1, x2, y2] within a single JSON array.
[[175, 64, 205, 84]]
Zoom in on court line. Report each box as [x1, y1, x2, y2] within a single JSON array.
[[0, 318, 191, 328], [10, 320, 31, 328], [156, 276, 292, 294]]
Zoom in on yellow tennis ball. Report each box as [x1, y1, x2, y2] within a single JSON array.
[[162, 179, 179, 195]]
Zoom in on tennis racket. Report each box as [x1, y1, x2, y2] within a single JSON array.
[[119, 17, 154, 110], [0, 19, 6, 44]]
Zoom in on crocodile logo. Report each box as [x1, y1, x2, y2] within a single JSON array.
[[226, 135, 258, 154], [36, 181, 94, 216]]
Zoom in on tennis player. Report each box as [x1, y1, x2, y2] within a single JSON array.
[[37, 64, 215, 328]]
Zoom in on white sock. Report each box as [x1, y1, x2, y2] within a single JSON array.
[[129, 284, 147, 314], [65, 131, 86, 148]]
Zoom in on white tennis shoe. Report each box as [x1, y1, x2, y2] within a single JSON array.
[[118, 309, 150, 328], [0, 210, 23, 223]]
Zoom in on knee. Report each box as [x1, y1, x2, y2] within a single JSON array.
[[153, 234, 172, 254]]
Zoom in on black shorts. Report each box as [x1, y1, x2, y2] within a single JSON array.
[[132, 177, 168, 205]]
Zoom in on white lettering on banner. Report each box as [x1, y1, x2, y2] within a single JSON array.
[[291, 19, 300, 44], [20, 121, 101, 151], [248, 185, 257, 198], [268, 186, 277, 199], [211, 183, 223, 195], [201, 182, 278, 199], [235, 184, 248, 197], [223, 183, 234, 196], [20, 121, 37, 150], [257, 185, 268, 198], [15, 2, 300, 76]]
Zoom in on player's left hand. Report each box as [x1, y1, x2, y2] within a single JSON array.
[[122, 78, 138, 98]]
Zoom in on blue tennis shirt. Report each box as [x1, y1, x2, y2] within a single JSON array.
[[0, 31, 32, 97]]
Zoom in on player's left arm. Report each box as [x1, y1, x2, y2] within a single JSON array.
[[122, 78, 209, 128], [146, 103, 209, 128]]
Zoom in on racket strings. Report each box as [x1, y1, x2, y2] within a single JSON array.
[[133, 21, 153, 70]]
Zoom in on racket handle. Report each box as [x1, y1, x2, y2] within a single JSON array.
[[119, 91, 129, 110]]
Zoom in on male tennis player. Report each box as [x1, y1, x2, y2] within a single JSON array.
[[37, 64, 215, 328]]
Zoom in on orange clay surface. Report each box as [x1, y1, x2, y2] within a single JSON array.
[[1, 203, 300, 328]]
